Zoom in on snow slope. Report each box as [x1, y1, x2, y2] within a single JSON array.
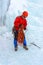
[[0, 26, 43, 65], [0, 0, 43, 65]]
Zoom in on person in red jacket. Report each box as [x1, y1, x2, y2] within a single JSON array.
[[12, 11, 29, 51]]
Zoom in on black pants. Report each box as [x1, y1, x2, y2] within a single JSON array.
[[14, 30, 18, 40]]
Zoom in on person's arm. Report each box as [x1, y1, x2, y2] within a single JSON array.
[[24, 20, 27, 30], [12, 26, 15, 34], [14, 17, 20, 28]]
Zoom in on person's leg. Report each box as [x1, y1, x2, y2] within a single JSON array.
[[14, 38, 17, 47], [23, 38, 26, 46], [14, 31, 18, 51], [23, 38, 28, 50]]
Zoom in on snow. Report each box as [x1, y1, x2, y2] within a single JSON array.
[[0, 0, 43, 65]]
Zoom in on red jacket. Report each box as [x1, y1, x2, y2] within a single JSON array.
[[14, 16, 27, 31]]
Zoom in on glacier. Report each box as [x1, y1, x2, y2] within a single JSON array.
[[0, 0, 43, 65]]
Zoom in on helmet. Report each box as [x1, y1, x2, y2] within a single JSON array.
[[22, 11, 28, 17]]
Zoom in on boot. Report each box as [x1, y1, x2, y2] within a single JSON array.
[[15, 46, 18, 51], [23, 45, 28, 50]]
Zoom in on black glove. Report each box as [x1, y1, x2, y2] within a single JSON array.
[[24, 28, 26, 30]]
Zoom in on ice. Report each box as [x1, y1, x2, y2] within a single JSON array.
[[0, 0, 43, 65]]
